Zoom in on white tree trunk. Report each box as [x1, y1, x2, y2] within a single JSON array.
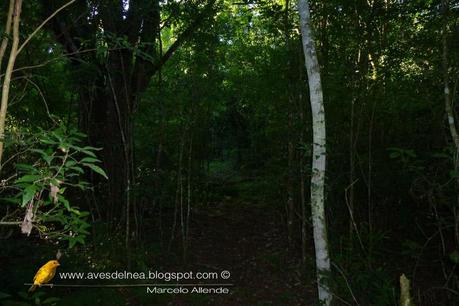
[[298, 0, 332, 304], [441, 0, 459, 245]]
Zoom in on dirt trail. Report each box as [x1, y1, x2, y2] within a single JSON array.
[[179, 200, 315, 305]]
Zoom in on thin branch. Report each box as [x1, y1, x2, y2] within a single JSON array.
[[151, 0, 217, 75], [344, 179, 366, 253], [21, 76, 58, 124], [1, 137, 41, 169], [16, 0, 76, 55], [331, 262, 360, 306], [0, 47, 126, 78], [0, 207, 20, 222], [9, 76, 29, 107]]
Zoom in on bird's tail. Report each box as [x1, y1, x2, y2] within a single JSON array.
[[28, 284, 37, 293]]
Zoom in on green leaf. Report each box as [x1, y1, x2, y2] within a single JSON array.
[[68, 235, 85, 248], [30, 148, 47, 155], [431, 152, 450, 159], [51, 131, 64, 143], [16, 163, 35, 171], [79, 211, 90, 217], [449, 250, 459, 264], [83, 163, 108, 179], [1, 197, 21, 204], [50, 178, 61, 186], [69, 166, 84, 174], [69, 237, 76, 248], [80, 149, 96, 157], [43, 154, 54, 165], [16, 175, 41, 183], [58, 195, 71, 211], [69, 207, 81, 215], [65, 160, 77, 167], [0, 292, 11, 299], [405, 150, 416, 158], [83, 146, 102, 151], [41, 138, 58, 145], [73, 131, 87, 137], [22, 185, 37, 206], [80, 157, 101, 163], [42, 297, 61, 304]]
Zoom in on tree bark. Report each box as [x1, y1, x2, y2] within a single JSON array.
[[44, 0, 217, 227], [284, 0, 296, 249], [0, 0, 22, 170], [298, 0, 332, 304], [441, 0, 459, 245], [0, 0, 15, 80]]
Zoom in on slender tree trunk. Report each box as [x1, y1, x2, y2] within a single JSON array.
[[299, 91, 307, 265], [169, 134, 184, 251], [367, 91, 377, 263], [298, 0, 332, 304], [0, 0, 15, 81], [106, 66, 132, 251], [298, 38, 308, 266], [184, 134, 193, 259], [156, 30, 165, 247], [441, 0, 459, 245], [284, 0, 296, 249], [287, 115, 295, 247], [0, 0, 22, 170], [349, 95, 356, 244]]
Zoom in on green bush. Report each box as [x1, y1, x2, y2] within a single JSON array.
[[1, 124, 107, 248]]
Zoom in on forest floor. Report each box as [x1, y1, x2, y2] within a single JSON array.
[[166, 199, 317, 306], [0, 178, 319, 305], [1, 173, 456, 305]]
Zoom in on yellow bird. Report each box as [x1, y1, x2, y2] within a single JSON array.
[[28, 260, 60, 292]]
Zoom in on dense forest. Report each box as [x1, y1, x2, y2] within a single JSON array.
[[0, 0, 458, 305]]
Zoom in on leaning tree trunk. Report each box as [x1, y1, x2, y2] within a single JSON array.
[[298, 0, 332, 304]]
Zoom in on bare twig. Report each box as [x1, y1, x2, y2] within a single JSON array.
[[0, 221, 20, 225], [21, 76, 58, 124], [332, 262, 360, 306], [16, 0, 76, 56], [344, 179, 366, 253]]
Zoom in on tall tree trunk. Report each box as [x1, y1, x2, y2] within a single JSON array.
[[184, 134, 193, 259], [0, 0, 22, 170], [441, 0, 459, 245], [169, 134, 185, 251], [0, 0, 15, 81], [284, 0, 296, 249], [43, 0, 216, 234], [298, 0, 332, 304], [299, 90, 307, 265]]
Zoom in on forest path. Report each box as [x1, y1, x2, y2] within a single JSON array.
[[169, 199, 316, 305]]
